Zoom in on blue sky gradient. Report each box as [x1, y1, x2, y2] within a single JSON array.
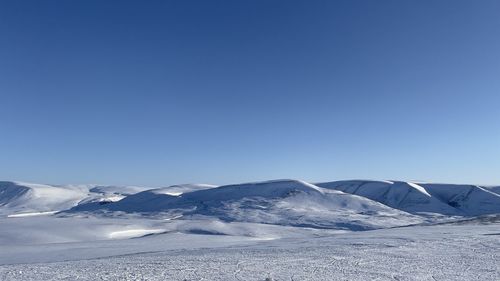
[[1, 0, 499, 186]]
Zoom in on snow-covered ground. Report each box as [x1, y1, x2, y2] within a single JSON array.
[[0, 221, 498, 280], [0, 179, 499, 280]]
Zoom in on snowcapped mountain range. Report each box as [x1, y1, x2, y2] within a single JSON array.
[[1, 179, 499, 230]]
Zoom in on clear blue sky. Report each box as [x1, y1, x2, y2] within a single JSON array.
[[1, 0, 499, 186]]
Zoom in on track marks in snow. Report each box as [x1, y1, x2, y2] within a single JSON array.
[[0, 225, 499, 280]]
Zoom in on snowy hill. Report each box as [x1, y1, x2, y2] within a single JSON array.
[[0, 181, 89, 216], [316, 180, 500, 216], [150, 184, 218, 196], [2, 179, 500, 229], [0, 181, 153, 217], [76, 185, 154, 206], [88, 185, 153, 196], [71, 183, 216, 212], [73, 180, 422, 230], [419, 183, 500, 216]]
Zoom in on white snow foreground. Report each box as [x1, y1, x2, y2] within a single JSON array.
[[0, 221, 498, 280], [0, 179, 499, 280]]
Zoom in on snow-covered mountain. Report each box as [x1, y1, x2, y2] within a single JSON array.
[[148, 184, 218, 196], [0, 181, 89, 216], [316, 180, 500, 216], [419, 183, 500, 216], [77, 179, 420, 230], [2, 179, 499, 280], [316, 180, 458, 215], [0, 181, 151, 216], [2, 179, 500, 230], [70, 183, 217, 213]]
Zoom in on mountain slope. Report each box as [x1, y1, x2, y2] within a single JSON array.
[[0, 182, 156, 216], [316, 180, 459, 215], [74, 180, 422, 230], [482, 186, 500, 196], [419, 183, 500, 216], [317, 180, 500, 216], [4, 179, 499, 230], [0, 181, 89, 216], [71, 184, 216, 212], [146, 183, 218, 196]]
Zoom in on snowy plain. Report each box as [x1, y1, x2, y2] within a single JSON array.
[[0, 180, 499, 280]]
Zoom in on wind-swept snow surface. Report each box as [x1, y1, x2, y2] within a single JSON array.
[[0, 222, 498, 281]]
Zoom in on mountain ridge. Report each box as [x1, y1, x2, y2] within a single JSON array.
[[2, 179, 499, 230]]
